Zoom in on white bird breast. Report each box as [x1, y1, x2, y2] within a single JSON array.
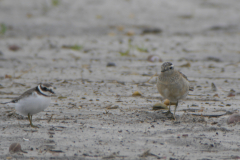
[[14, 92, 51, 116]]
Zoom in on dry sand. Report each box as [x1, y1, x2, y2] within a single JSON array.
[[0, 0, 240, 159]]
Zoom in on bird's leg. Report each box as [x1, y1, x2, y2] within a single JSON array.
[[28, 113, 38, 128], [28, 113, 31, 124], [165, 101, 171, 115], [173, 101, 178, 120], [31, 115, 33, 124]]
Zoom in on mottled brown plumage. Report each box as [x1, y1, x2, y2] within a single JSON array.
[[157, 62, 192, 119]]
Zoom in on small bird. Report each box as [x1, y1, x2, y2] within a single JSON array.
[[157, 62, 193, 119], [1, 83, 55, 127]]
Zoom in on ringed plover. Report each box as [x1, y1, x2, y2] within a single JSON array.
[[1, 83, 55, 127]]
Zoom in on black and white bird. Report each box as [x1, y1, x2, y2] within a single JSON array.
[[1, 83, 55, 128]]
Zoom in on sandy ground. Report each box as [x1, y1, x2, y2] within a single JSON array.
[[0, 0, 240, 159]]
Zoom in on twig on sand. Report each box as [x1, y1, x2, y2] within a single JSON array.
[[139, 149, 165, 159], [145, 73, 157, 84], [48, 114, 54, 123]]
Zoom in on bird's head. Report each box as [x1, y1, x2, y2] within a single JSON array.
[[38, 83, 56, 96], [161, 62, 175, 74]]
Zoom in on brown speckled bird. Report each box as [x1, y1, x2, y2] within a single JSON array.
[[157, 62, 193, 119]]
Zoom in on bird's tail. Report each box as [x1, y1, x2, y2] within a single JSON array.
[[0, 101, 11, 105], [0, 101, 15, 108]]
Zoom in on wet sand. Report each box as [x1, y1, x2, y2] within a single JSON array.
[[0, 0, 240, 159]]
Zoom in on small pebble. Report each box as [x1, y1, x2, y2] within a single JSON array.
[[147, 55, 162, 62], [227, 89, 236, 97], [227, 113, 240, 124], [208, 64, 216, 68], [141, 28, 162, 35], [106, 105, 119, 109], [5, 74, 12, 79], [9, 143, 27, 154], [180, 62, 191, 67], [125, 31, 135, 36], [204, 56, 222, 62], [9, 143, 21, 153], [132, 91, 142, 96], [227, 92, 235, 97], [182, 134, 188, 137], [191, 104, 199, 107], [8, 45, 21, 51], [211, 83, 217, 91], [211, 122, 218, 125], [210, 144, 214, 147], [106, 62, 116, 67]]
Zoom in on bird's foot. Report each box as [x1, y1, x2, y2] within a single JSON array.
[[164, 110, 172, 116], [163, 111, 175, 120], [30, 124, 39, 128], [172, 115, 176, 121]]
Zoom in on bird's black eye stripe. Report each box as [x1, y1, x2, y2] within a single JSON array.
[[169, 67, 173, 69], [42, 87, 48, 91]]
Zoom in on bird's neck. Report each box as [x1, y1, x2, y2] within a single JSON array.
[[159, 71, 180, 83]]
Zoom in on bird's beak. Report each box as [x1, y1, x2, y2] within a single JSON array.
[[49, 89, 55, 94], [49, 86, 56, 94]]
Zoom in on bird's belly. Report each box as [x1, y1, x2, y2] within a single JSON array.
[[15, 95, 51, 116], [158, 83, 189, 102]]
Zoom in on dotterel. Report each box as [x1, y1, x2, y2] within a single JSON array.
[[157, 62, 193, 119]]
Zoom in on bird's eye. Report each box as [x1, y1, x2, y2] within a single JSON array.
[[43, 87, 47, 91]]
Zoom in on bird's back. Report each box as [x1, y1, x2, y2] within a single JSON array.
[[11, 87, 36, 103]]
